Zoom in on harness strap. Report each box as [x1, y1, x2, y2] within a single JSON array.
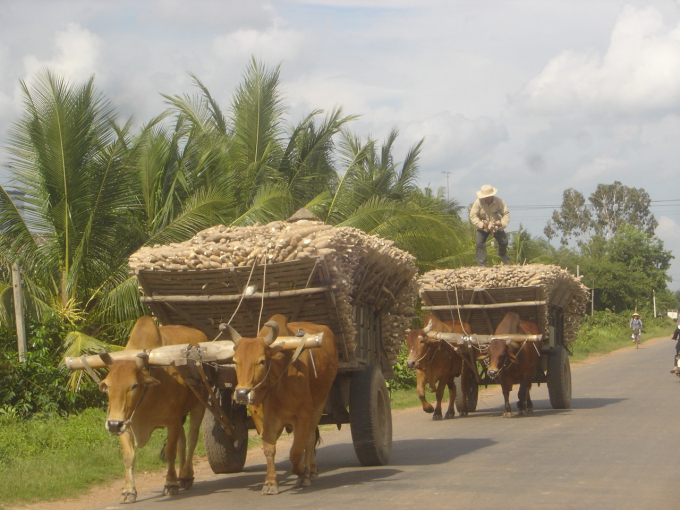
[[80, 355, 101, 384]]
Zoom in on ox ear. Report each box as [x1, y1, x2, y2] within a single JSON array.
[[268, 343, 284, 355], [263, 321, 280, 346], [98, 380, 109, 393], [219, 323, 242, 346], [506, 344, 519, 363]]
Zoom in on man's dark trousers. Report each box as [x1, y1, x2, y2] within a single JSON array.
[[476, 228, 508, 267]]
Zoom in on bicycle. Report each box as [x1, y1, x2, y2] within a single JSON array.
[[632, 328, 641, 349]]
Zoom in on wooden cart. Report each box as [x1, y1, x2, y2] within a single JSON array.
[[419, 282, 576, 412], [134, 256, 410, 472]]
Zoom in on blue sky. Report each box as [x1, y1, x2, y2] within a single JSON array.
[[1, 0, 680, 290]]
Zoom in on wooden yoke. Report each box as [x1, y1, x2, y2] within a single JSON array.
[[65, 333, 325, 371], [423, 319, 542, 346]]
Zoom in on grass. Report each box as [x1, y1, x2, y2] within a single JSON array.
[[570, 317, 676, 362], [1, 317, 676, 508]]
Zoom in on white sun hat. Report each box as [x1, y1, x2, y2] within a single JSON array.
[[476, 184, 498, 199]]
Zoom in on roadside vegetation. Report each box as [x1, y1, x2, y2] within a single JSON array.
[[1, 60, 680, 508]]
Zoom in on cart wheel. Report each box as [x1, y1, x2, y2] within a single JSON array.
[[202, 398, 248, 474], [455, 368, 478, 413], [547, 347, 572, 409], [349, 365, 392, 466]]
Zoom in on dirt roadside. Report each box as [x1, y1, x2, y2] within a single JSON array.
[[5, 335, 674, 510]]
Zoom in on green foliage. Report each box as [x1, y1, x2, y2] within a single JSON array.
[[387, 344, 416, 391], [571, 310, 675, 361], [545, 181, 657, 247], [554, 225, 673, 313], [0, 315, 104, 418]]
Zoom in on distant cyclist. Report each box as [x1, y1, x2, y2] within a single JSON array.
[[630, 313, 643, 345]]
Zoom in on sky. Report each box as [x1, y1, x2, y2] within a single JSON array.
[[1, 0, 680, 289]]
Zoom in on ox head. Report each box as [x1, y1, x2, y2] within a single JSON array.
[[98, 351, 160, 435], [486, 338, 518, 379], [230, 321, 283, 406], [405, 329, 431, 370]]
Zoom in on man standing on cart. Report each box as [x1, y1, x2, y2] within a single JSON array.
[[469, 184, 510, 267]]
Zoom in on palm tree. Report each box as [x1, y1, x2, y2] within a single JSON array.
[[0, 70, 137, 329], [308, 129, 470, 272], [508, 224, 554, 265]]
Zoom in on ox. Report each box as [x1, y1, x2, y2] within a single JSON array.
[[98, 316, 207, 503], [406, 314, 472, 420], [228, 314, 338, 495], [486, 312, 541, 417]]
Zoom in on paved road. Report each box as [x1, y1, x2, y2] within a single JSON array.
[[94, 337, 680, 510]]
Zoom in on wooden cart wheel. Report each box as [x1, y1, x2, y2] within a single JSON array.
[[455, 368, 479, 414], [349, 365, 392, 466], [547, 346, 572, 409], [202, 394, 248, 474]]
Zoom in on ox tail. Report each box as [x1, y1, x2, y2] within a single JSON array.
[[315, 426, 321, 450]]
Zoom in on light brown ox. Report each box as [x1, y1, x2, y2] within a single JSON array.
[[486, 312, 541, 417], [228, 314, 338, 495], [406, 314, 473, 420], [98, 316, 207, 503]]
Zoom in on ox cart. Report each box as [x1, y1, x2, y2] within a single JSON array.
[[130, 255, 411, 472], [418, 265, 590, 412]]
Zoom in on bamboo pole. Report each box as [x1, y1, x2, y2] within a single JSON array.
[[422, 300, 546, 311], [12, 264, 27, 362], [139, 286, 329, 304], [424, 331, 544, 345]]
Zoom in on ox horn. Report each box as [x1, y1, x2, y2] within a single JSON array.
[[263, 321, 280, 346], [135, 351, 149, 371], [219, 323, 242, 346], [505, 338, 513, 346], [423, 320, 433, 334], [99, 349, 114, 366]]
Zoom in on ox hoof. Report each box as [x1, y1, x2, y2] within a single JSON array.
[[179, 477, 194, 490], [526, 408, 534, 414], [310, 472, 319, 482], [120, 491, 137, 504], [432, 413, 443, 421], [262, 483, 280, 495], [295, 475, 312, 488], [517, 409, 527, 417], [423, 406, 434, 414], [444, 412, 455, 420], [502, 412, 512, 418], [162, 484, 180, 497], [459, 411, 469, 417]]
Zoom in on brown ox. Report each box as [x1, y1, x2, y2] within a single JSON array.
[[229, 315, 338, 495], [486, 312, 541, 417], [406, 314, 472, 420], [98, 316, 207, 503]]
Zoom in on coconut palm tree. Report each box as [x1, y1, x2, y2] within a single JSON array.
[[307, 129, 469, 271]]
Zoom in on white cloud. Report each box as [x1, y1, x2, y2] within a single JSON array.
[[22, 23, 104, 85], [517, 5, 680, 117], [212, 26, 305, 66], [403, 111, 508, 171], [571, 157, 629, 185]]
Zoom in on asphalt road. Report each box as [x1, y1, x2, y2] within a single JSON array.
[[93, 337, 680, 510]]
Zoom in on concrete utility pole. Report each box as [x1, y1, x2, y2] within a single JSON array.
[[653, 290, 657, 317], [441, 171, 452, 201], [12, 263, 27, 361]]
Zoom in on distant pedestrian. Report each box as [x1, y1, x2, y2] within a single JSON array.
[[469, 184, 510, 267]]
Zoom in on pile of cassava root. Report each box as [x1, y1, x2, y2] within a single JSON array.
[[418, 264, 590, 345], [129, 211, 418, 364]]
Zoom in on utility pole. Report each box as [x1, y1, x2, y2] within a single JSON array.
[[653, 290, 657, 317], [441, 171, 452, 201], [12, 263, 27, 362]]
